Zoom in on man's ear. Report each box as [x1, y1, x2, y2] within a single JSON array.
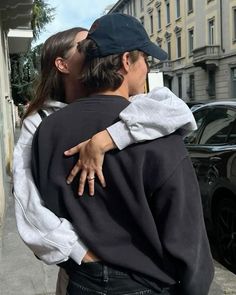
[[55, 57, 69, 74], [122, 52, 131, 73]]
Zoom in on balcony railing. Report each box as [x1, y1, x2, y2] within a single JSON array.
[[172, 57, 185, 70], [156, 61, 173, 71], [192, 45, 221, 68]]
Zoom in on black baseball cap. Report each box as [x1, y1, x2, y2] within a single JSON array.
[[87, 13, 168, 61]]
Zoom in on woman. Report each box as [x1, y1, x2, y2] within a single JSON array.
[[13, 28, 196, 294], [14, 27, 90, 295]]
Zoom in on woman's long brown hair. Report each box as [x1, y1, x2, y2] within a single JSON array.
[[24, 27, 87, 119]]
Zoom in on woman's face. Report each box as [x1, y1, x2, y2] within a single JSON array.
[[66, 30, 88, 78]]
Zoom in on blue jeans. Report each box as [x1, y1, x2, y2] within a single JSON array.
[[66, 262, 178, 295]]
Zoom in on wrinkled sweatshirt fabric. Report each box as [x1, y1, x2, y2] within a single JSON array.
[[32, 94, 214, 295], [13, 87, 197, 265]]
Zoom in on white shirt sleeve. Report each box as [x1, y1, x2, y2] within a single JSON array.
[[107, 87, 197, 150], [13, 113, 87, 265]]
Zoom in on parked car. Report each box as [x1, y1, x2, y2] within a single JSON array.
[[186, 101, 205, 111], [184, 101, 236, 273]]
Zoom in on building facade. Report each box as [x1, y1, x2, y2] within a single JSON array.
[[0, 0, 33, 227], [109, 0, 236, 102]]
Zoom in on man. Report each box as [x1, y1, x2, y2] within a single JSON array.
[[32, 13, 214, 295]]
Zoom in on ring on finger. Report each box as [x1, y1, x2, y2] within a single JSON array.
[[87, 176, 95, 181]]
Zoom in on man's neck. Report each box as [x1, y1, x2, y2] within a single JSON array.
[[64, 79, 87, 104], [94, 84, 129, 100]]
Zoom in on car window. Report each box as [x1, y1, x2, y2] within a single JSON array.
[[228, 121, 236, 144], [184, 108, 209, 144], [199, 108, 236, 145]]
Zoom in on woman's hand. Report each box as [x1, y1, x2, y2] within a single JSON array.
[[82, 250, 100, 263], [64, 138, 106, 196], [64, 130, 116, 196]]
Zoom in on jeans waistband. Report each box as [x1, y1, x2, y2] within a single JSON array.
[[69, 261, 131, 278], [66, 260, 179, 294]]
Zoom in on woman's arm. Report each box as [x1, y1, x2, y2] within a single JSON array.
[[108, 86, 197, 149], [13, 114, 88, 265], [65, 87, 197, 194]]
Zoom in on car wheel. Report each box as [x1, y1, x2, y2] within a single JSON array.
[[215, 197, 236, 273]]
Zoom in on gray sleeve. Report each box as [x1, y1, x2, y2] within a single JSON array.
[[13, 116, 87, 265], [107, 87, 197, 150], [106, 121, 135, 150]]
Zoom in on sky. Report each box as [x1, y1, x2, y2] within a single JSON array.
[[33, 0, 115, 46]]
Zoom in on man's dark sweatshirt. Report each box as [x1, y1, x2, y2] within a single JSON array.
[[31, 95, 214, 295]]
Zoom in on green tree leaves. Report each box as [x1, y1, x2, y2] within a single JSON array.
[[31, 0, 55, 41]]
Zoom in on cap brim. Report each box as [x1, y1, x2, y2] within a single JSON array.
[[142, 42, 168, 61]]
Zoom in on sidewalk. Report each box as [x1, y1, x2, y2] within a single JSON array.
[[0, 130, 236, 294], [0, 127, 58, 295], [0, 175, 58, 295]]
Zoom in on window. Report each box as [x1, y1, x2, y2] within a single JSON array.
[[177, 34, 182, 58], [228, 121, 236, 144], [176, 0, 180, 18], [130, 1, 133, 15], [233, 7, 236, 40], [165, 77, 172, 91], [140, 0, 144, 11], [166, 1, 170, 24], [207, 70, 216, 97], [200, 108, 236, 145], [184, 108, 209, 144], [157, 36, 163, 48], [127, 2, 131, 14], [188, 0, 193, 13], [140, 16, 144, 26], [167, 39, 171, 60], [157, 8, 162, 30], [189, 74, 195, 98], [231, 68, 236, 98], [188, 28, 194, 54], [208, 18, 215, 45], [133, 0, 137, 16], [150, 14, 154, 35], [178, 75, 182, 98]]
